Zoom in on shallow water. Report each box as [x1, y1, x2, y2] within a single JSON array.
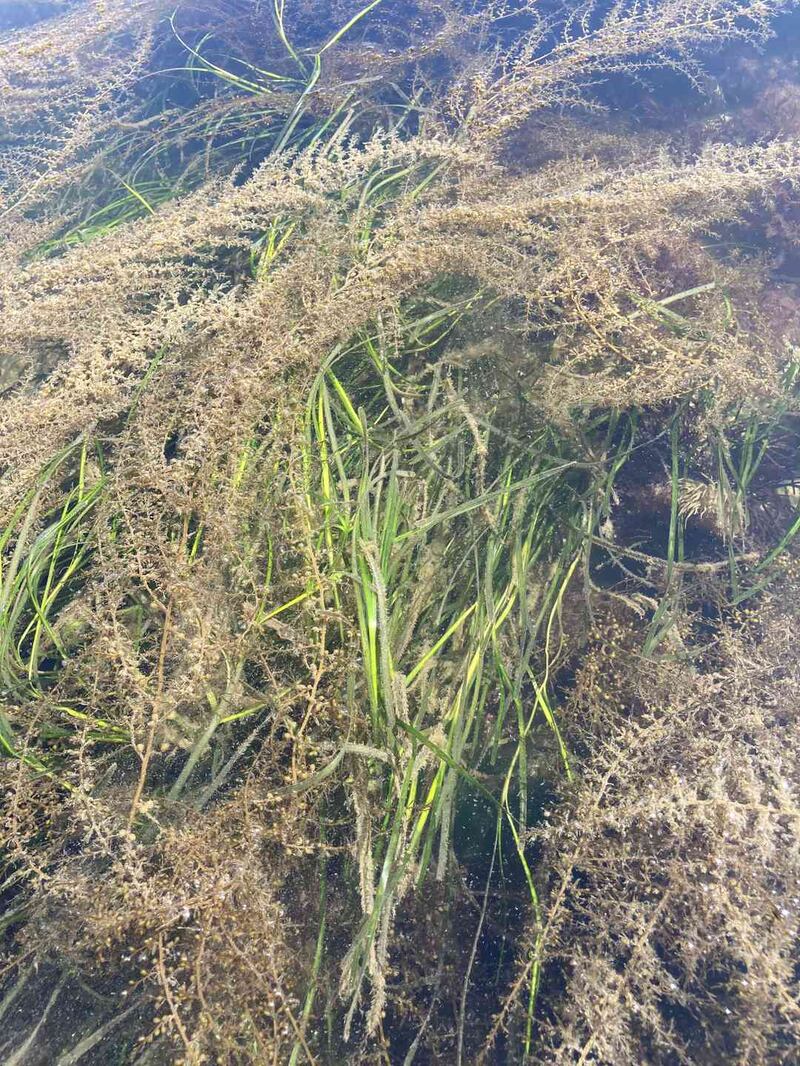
[[2, 2, 800, 1063]]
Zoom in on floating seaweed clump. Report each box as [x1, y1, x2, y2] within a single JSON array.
[[1, 1, 800, 1063]]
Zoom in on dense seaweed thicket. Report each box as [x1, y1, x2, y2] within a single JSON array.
[[1, 1, 799, 1063]]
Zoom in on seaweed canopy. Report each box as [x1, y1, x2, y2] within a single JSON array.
[[513, 576, 800, 1066], [1, 1, 800, 1063]]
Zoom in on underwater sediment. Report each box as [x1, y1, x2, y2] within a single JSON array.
[[1, 1, 799, 1062]]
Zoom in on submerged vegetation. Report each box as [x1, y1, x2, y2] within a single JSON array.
[[1, 1, 800, 1062]]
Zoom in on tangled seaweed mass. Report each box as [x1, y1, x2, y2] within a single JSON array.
[[1, 1, 800, 1062]]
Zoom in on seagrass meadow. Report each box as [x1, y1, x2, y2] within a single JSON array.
[[1, 1, 800, 1062]]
